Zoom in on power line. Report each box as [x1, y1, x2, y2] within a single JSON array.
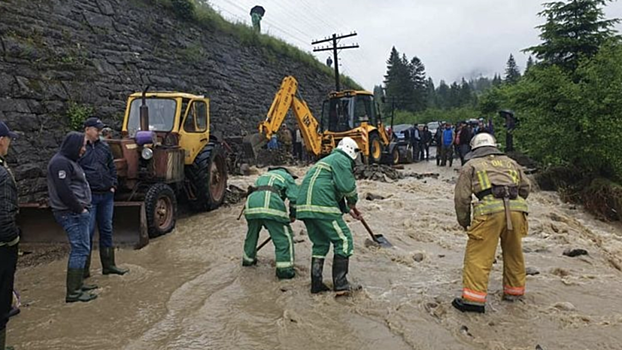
[[312, 32, 360, 91]]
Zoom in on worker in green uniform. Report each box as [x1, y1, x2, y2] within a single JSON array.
[[297, 137, 363, 296], [242, 167, 298, 279]]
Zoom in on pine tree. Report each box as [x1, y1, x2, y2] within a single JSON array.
[[409, 56, 428, 112], [459, 78, 474, 106], [526, 55, 535, 72], [426, 77, 437, 109], [436, 80, 450, 109], [505, 54, 522, 84], [492, 74, 503, 87], [526, 0, 620, 71], [383, 47, 412, 112]]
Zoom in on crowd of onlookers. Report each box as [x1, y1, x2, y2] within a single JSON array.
[[433, 119, 493, 167]]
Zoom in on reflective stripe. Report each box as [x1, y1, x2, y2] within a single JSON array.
[[276, 261, 294, 268], [333, 220, 349, 255], [306, 166, 323, 205], [316, 162, 332, 172], [243, 253, 255, 263], [285, 225, 294, 268], [263, 175, 278, 209], [297, 205, 342, 215], [312, 254, 326, 258], [509, 169, 519, 184], [344, 188, 357, 198], [462, 288, 487, 303], [244, 208, 289, 218], [504, 286, 525, 296], [476, 170, 491, 190], [473, 197, 529, 216], [0, 236, 19, 247]]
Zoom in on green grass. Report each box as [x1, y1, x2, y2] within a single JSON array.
[[145, 0, 363, 90]]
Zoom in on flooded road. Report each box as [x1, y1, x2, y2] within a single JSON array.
[[10, 160, 622, 350]]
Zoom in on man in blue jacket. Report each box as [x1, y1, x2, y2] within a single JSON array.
[[79, 118, 128, 279], [47, 132, 98, 303], [441, 123, 455, 167]]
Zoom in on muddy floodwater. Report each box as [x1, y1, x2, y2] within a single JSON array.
[[9, 161, 622, 350]]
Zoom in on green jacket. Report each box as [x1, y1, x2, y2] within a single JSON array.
[[244, 169, 298, 223], [296, 149, 358, 220]]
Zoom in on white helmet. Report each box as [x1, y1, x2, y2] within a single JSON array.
[[470, 133, 497, 150], [337, 137, 360, 160]]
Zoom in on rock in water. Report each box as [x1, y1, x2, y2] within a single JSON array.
[[526, 267, 540, 276], [413, 252, 425, 262], [563, 248, 588, 257], [552, 302, 576, 311]]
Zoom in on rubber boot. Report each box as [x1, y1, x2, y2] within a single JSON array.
[[276, 268, 295, 280], [242, 258, 257, 267], [502, 294, 524, 302], [332, 255, 361, 297], [1, 327, 13, 350], [452, 298, 485, 313], [66, 269, 98, 303], [310, 257, 330, 294], [100, 247, 129, 275]]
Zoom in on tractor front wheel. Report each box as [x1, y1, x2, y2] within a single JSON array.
[[144, 183, 177, 238]]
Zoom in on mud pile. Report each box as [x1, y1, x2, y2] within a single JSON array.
[[354, 164, 404, 182]]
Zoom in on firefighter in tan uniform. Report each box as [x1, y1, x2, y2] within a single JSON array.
[[452, 133, 530, 313]]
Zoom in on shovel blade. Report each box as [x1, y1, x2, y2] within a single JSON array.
[[373, 234, 393, 248]]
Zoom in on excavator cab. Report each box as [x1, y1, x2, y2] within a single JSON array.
[[321, 91, 391, 163]]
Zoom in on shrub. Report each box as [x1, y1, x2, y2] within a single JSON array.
[[66, 101, 93, 131], [170, 0, 195, 19]]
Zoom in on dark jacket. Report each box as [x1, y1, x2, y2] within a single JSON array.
[[47, 132, 91, 214], [78, 139, 117, 193], [0, 156, 19, 244], [459, 127, 472, 145], [421, 130, 432, 145]]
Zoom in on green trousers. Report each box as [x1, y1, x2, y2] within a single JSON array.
[[303, 217, 354, 259], [244, 219, 295, 277]]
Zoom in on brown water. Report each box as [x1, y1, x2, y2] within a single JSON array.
[[9, 161, 622, 350]]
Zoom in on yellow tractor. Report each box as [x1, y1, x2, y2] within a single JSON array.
[[246, 76, 394, 163], [18, 89, 228, 248]]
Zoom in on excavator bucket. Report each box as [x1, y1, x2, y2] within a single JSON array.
[[242, 132, 268, 159], [17, 202, 150, 249]]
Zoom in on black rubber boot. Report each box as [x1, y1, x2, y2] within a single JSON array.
[[310, 258, 330, 294], [66, 269, 98, 303], [276, 268, 295, 280], [242, 259, 257, 267], [332, 255, 361, 297], [0, 327, 15, 350], [452, 298, 485, 313], [100, 247, 129, 275]]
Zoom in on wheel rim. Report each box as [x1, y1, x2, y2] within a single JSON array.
[[372, 139, 382, 160], [155, 196, 173, 230], [209, 155, 227, 202]]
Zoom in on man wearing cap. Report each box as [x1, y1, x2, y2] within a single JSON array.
[[452, 133, 530, 313], [0, 122, 18, 349], [297, 137, 363, 296], [79, 117, 128, 279], [242, 166, 299, 279]]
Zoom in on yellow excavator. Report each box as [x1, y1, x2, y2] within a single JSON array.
[[245, 76, 395, 163]]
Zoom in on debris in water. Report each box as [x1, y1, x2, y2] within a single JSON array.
[[551, 268, 570, 277], [459, 325, 473, 337], [354, 164, 403, 182], [403, 172, 440, 180], [225, 184, 247, 205], [365, 192, 386, 201], [240, 163, 251, 176], [552, 301, 576, 311], [413, 252, 425, 262], [526, 267, 540, 276], [536, 345, 544, 350], [563, 248, 588, 257]]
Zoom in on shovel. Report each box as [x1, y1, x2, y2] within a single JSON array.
[[352, 208, 392, 248]]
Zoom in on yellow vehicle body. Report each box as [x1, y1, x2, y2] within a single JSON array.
[[252, 76, 392, 163], [123, 92, 212, 165]]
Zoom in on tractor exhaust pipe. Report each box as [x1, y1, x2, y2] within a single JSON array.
[[140, 86, 150, 131]]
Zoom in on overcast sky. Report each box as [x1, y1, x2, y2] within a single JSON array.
[[207, 0, 622, 90]]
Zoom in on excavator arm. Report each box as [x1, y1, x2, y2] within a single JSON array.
[[245, 76, 322, 158]]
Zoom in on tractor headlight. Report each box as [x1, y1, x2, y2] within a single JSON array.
[[141, 147, 153, 160]]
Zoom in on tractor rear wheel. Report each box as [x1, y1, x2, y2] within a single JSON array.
[[186, 143, 228, 211], [368, 133, 383, 164], [392, 147, 400, 165], [144, 183, 177, 238]]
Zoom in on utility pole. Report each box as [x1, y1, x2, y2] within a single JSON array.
[[312, 32, 359, 92]]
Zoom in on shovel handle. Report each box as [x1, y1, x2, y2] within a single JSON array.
[[257, 237, 272, 252], [352, 208, 378, 243]]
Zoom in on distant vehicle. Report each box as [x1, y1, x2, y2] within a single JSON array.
[[427, 121, 440, 145], [389, 124, 413, 164], [391, 124, 412, 142]]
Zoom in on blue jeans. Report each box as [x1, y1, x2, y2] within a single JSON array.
[[54, 211, 91, 269], [89, 192, 114, 248]]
